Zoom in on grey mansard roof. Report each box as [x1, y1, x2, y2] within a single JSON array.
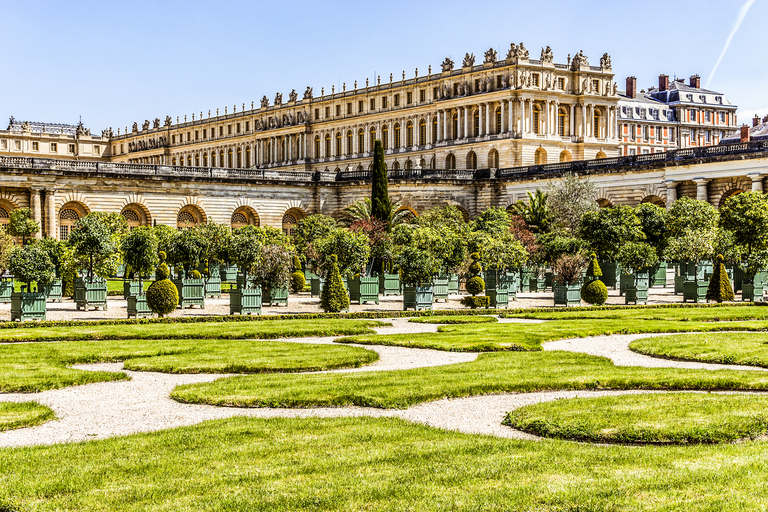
[[647, 81, 736, 109]]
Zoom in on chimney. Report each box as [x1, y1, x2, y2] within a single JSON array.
[[763, 115, 768, 123], [741, 125, 751, 143], [626, 76, 637, 99], [689, 75, 701, 88], [659, 74, 669, 92], [754, 115, 761, 127]]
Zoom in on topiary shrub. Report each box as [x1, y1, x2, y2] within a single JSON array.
[[706, 254, 734, 303], [464, 252, 485, 297], [292, 254, 302, 272], [460, 296, 491, 309], [584, 253, 603, 279], [291, 270, 306, 293], [146, 251, 178, 317], [581, 279, 608, 306], [190, 270, 202, 280], [320, 255, 349, 313]]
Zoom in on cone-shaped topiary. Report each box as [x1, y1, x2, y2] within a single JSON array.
[[581, 252, 608, 305], [320, 255, 349, 313], [461, 251, 489, 308], [706, 254, 734, 303], [146, 251, 178, 317], [292, 254, 302, 272], [585, 253, 603, 279], [290, 270, 306, 293]]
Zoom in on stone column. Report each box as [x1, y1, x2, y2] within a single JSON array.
[[693, 178, 710, 203], [544, 100, 550, 137], [45, 189, 57, 239], [443, 110, 448, 141], [748, 173, 764, 192], [509, 99, 516, 135], [528, 100, 534, 134], [436, 111, 443, 142], [500, 101, 506, 133], [29, 188, 42, 239], [485, 103, 490, 136], [664, 180, 677, 209]]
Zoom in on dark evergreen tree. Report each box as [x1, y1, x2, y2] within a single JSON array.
[[706, 254, 734, 303], [371, 140, 391, 225]]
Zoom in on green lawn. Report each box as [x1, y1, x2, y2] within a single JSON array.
[[504, 392, 768, 444], [504, 304, 768, 322], [0, 402, 55, 432], [409, 315, 498, 324], [2, 416, 768, 511], [0, 319, 386, 343], [630, 332, 768, 367], [0, 338, 377, 393]]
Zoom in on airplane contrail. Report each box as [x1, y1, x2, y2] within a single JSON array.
[[706, 0, 757, 89]]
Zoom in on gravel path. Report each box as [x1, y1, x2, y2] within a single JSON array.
[[2, 322, 767, 447]]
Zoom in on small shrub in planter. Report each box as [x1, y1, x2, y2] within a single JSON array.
[[320, 255, 350, 313], [9, 244, 54, 321], [617, 242, 658, 305], [581, 254, 608, 306], [122, 227, 158, 318], [706, 254, 734, 303], [0, 229, 16, 303], [461, 252, 488, 309], [68, 213, 120, 310], [553, 253, 586, 307], [397, 247, 438, 311], [290, 255, 305, 293], [146, 252, 178, 318]]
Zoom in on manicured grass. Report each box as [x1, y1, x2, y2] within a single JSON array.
[[0, 338, 377, 393], [171, 350, 768, 409], [504, 304, 768, 322], [0, 402, 55, 432], [3, 416, 768, 511], [106, 279, 150, 293], [0, 319, 386, 343], [504, 392, 768, 444], [631, 332, 768, 368], [409, 315, 498, 324], [337, 317, 768, 352]]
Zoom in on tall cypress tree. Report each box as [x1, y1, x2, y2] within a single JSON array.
[[371, 140, 391, 224]]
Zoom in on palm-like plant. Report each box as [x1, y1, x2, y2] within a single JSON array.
[[340, 198, 415, 228], [511, 189, 551, 233]]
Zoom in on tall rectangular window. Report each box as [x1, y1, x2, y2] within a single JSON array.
[[358, 100, 363, 112], [236, 123, 241, 134], [347, 102, 352, 114], [419, 89, 425, 102], [382, 96, 388, 108], [394, 94, 400, 107], [32, 142, 38, 151], [496, 75, 503, 88], [245, 121, 249, 131], [406, 92, 412, 104], [370, 98, 375, 110], [335, 105, 341, 116], [315, 108, 320, 120]]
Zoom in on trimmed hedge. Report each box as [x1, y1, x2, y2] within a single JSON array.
[[460, 296, 491, 309], [290, 271, 306, 293], [146, 279, 178, 317]]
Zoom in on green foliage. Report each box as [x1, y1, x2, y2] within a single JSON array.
[[714, 228, 744, 264], [371, 139, 391, 224], [6, 208, 39, 244], [395, 247, 439, 286], [580, 205, 643, 262], [635, 202, 668, 257], [744, 249, 768, 278], [155, 252, 171, 280], [85, 211, 129, 239], [290, 270, 306, 293], [66, 213, 119, 280], [666, 196, 719, 238], [470, 207, 511, 237], [460, 296, 490, 309], [707, 254, 734, 303], [537, 231, 585, 266], [553, 253, 586, 286], [580, 279, 608, 306], [153, 224, 178, 256], [320, 255, 350, 313], [9, 244, 54, 288], [546, 173, 598, 234], [475, 231, 528, 272], [146, 279, 179, 317], [616, 241, 659, 274], [195, 222, 232, 266], [258, 244, 295, 291], [0, 228, 16, 276], [292, 254, 302, 271], [585, 253, 603, 279], [663, 228, 716, 263], [292, 214, 337, 259], [394, 225, 464, 274], [120, 227, 159, 293], [719, 191, 768, 256], [631, 332, 768, 368], [314, 228, 371, 278], [33, 237, 65, 276], [509, 189, 551, 233], [228, 227, 263, 285], [465, 276, 485, 296], [190, 270, 202, 279], [168, 227, 207, 277], [416, 205, 469, 235]]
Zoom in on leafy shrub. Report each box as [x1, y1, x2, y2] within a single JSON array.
[[553, 253, 586, 286], [585, 253, 603, 279], [190, 270, 202, 280], [9, 244, 54, 289], [617, 241, 659, 274], [396, 247, 439, 286], [581, 279, 608, 306], [460, 296, 491, 309], [291, 270, 306, 293], [466, 276, 485, 296], [320, 255, 349, 313], [292, 254, 302, 271], [146, 279, 178, 317], [706, 254, 734, 303]]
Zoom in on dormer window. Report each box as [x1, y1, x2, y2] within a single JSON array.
[[716, 96, 723, 104]]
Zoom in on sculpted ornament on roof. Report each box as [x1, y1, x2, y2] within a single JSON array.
[[540, 46, 554, 64], [462, 53, 475, 67], [274, 93, 283, 106], [507, 42, 529, 60], [260, 96, 269, 108], [600, 53, 612, 69], [164, 115, 172, 127], [288, 89, 298, 102], [153, 118, 160, 129], [572, 50, 588, 68], [441, 57, 454, 72], [303, 87, 313, 100], [142, 120, 150, 131], [132, 122, 138, 133], [484, 48, 497, 64]]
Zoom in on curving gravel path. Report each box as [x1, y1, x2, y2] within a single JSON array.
[[1, 323, 767, 447]]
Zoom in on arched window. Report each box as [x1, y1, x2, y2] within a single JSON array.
[[594, 110, 602, 138], [446, 153, 456, 170], [432, 117, 438, 143], [315, 135, 321, 158], [335, 132, 342, 156], [195, 154, 200, 167], [245, 146, 251, 168], [495, 107, 502, 134], [203, 152, 208, 167], [406, 121, 413, 147], [535, 147, 547, 164], [488, 149, 499, 169], [172, 157, 177, 166], [382, 125, 389, 150], [393, 161, 400, 170], [394, 123, 401, 148], [231, 212, 248, 228], [533, 105, 541, 134], [237, 147, 242, 168], [228, 149, 233, 168], [187, 155, 192, 166], [358, 128, 365, 153], [473, 110, 480, 136], [596, 150, 607, 159], [346, 131, 353, 156], [177, 211, 197, 230], [121, 208, 141, 230], [325, 134, 331, 157], [559, 150, 572, 162], [0, 207, 9, 229], [59, 208, 80, 240], [282, 213, 298, 236], [466, 151, 477, 170], [558, 108, 567, 136], [452, 113, 458, 139], [419, 119, 426, 146], [429, 157, 436, 169], [369, 127, 376, 150], [219, 150, 225, 167]]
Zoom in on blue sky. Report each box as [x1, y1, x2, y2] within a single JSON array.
[[1, 0, 766, 132]]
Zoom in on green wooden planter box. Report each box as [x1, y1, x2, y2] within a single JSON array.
[[230, 279, 262, 315], [0, 278, 13, 303], [172, 278, 205, 309], [625, 272, 650, 305], [619, 273, 635, 296], [742, 272, 767, 302], [530, 276, 547, 293], [599, 262, 621, 290], [127, 294, 154, 318], [263, 286, 289, 306], [545, 272, 554, 290], [39, 279, 62, 302], [11, 290, 47, 321], [123, 280, 142, 298], [403, 284, 434, 311], [114, 264, 126, 279], [379, 273, 401, 296], [219, 265, 239, 282], [553, 283, 581, 307], [484, 270, 509, 308], [432, 275, 449, 302], [447, 274, 459, 295], [650, 262, 668, 288], [349, 276, 379, 304], [75, 278, 108, 311], [204, 276, 222, 298], [734, 266, 744, 293], [519, 268, 535, 292], [505, 272, 519, 301], [683, 280, 708, 303], [310, 277, 324, 297]]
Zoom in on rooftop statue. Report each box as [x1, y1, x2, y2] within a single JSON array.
[[303, 86, 313, 100], [540, 46, 554, 63], [462, 53, 475, 67], [441, 57, 454, 72], [484, 47, 497, 64]]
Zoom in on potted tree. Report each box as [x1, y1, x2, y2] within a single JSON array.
[[664, 228, 716, 304], [7, 208, 39, 246], [720, 191, 768, 300], [478, 231, 528, 308], [256, 242, 294, 308], [315, 228, 370, 304], [581, 253, 608, 306], [742, 250, 768, 302], [36, 237, 65, 302], [349, 219, 390, 305], [617, 241, 659, 305], [580, 206, 643, 291], [460, 252, 489, 309], [168, 227, 206, 308], [398, 246, 439, 311], [636, 203, 669, 288], [196, 222, 230, 298], [9, 244, 54, 321], [292, 214, 338, 298], [553, 253, 586, 307], [67, 214, 118, 311], [228, 227, 265, 315], [0, 228, 15, 303], [121, 227, 159, 318]]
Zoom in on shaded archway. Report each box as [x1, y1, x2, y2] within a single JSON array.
[[466, 151, 477, 170], [121, 203, 151, 230], [559, 150, 573, 162], [719, 189, 744, 208], [231, 206, 260, 229], [596, 198, 613, 208], [177, 204, 206, 230], [396, 206, 418, 223], [534, 147, 547, 165], [596, 150, 607, 159], [282, 207, 307, 236], [59, 201, 90, 240], [0, 199, 17, 230], [445, 153, 456, 170], [640, 195, 666, 207], [488, 149, 499, 169]]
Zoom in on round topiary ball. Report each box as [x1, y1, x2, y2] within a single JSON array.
[[581, 279, 608, 306], [146, 279, 179, 317], [155, 262, 170, 280], [468, 261, 482, 275], [291, 270, 306, 293], [466, 276, 485, 296], [190, 270, 202, 279]]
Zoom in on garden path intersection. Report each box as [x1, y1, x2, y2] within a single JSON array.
[[0, 317, 766, 448]]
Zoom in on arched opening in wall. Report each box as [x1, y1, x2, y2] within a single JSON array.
[[203, 153, 208, 167], [640, 195, 666, 207], [177, 205, 205, 230], [59, 201, 89, 241], [336, 132, 342, 156], [381, 125, 388, 150], [534, 147, 547, 165], [121, 203, 150, 230], [210, 153, 216, 167], [419, 158, 426, 169], [406, 121, 413, 147], [495, 107, 502, 134], [719, 189, 744, 207], [219, 150, 225, 167], [394, 123, 401, 149], [432, 117, 438, 142], [245, 146, 251, 168], [325, 134, 331, 157], [452, 113, 458, 139], [237, 147, 242, 168], [369, 127, 376, 150], [0, 200, 16, 230], [596, 150, 607, 159], [593, 109, 603, 138], [473, 110, 480, 137], [231, 206, 259, 229], [596, 198, 613, 208], [558, 108, 567, 136], [454, 204, 471, 222], [228, 149, 233, 168], [396, 206, 417, 224], [314, 135, 321, 158], [429, 157, 436, 169], [466, 151, 477, 170], [559, 150, 573, 162], [356, 164, 364, 171], [282, 207, 306, 236], [358, 128, 365, 153], [488, 149, 499, 169], [445, 153, 456, 170], [346, 131, 353, 156], [405, 160, 412, 170], [533, 104, 541, 134], [419, 118, 426, 145], [392, 161, 401, 170], [187, 155, 192, 166]]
